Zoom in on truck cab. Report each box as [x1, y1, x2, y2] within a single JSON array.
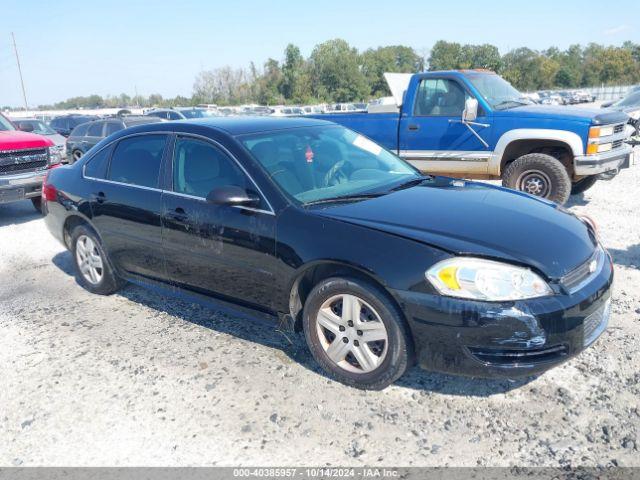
[[314, 70, 635, 204], [0, 112, 60, 211]]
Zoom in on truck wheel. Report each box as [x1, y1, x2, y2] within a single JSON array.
[[502, 153, 571, 204], [571, 176, 598, 195]]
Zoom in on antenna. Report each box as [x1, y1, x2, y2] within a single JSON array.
[[11, 32, 29, 111]]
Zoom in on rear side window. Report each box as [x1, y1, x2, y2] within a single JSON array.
[[87, 122, 104, 137], [70, 123, 89, 137], [108, 135, 167, 188], [84, 144, 114, 179]]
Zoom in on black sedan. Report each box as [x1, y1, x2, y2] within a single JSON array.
[[42, 117, 613, 389]]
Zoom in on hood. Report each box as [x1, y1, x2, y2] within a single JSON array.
[[313, 179, 596, 279], [496, 104, 629, 125], [0, 130, 54, 151]]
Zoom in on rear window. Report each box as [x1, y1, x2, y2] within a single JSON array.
[[84, 144, 114, 179], [108, 134, 167, 188]]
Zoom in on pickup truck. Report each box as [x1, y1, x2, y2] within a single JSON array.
[[0, 112, 61, 211], [312, 70, 635, 204]]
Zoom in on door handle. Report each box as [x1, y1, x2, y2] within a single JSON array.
[[167, 207, 188, 222], [92, 191, 106, 204], [408, 124, 419, 131]]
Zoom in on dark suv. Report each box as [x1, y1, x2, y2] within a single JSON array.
[[66, 116, 163, 163], [50, 115, 99, 137]]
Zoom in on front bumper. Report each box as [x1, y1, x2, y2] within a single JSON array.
[[393, 253, 613, 378], [574, 144, 633, 176], [0, 170, 46, 204]]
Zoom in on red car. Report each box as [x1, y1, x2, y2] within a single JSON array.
[[0, 112, 60, 211]]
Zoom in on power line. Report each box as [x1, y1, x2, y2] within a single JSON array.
[[11, 32, 29, 110]]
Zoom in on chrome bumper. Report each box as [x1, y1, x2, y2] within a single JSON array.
[[574, 144, 633, 176], [0, 170, 46, 203]]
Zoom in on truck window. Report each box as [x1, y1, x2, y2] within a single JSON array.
[[414, 79, 468, 117]]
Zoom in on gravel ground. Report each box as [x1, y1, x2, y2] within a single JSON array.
[[0, 159, 639, 467]]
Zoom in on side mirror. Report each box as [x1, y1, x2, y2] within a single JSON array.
[[206, 185, 261, 208], [462, 97, 478, 123], [18, 123, 34, 132]]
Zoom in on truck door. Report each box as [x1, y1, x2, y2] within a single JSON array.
[[399, 77, 492, 175]]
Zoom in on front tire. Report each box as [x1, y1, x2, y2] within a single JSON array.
[[71, 225, 124, 295], [302, 277, 413, 390], [571, 176, 598, 195], [502, 153, 571, 204], [72, 150, 83, 164]]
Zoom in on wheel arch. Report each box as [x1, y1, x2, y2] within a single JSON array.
[[287, 260, 404, 333], [490, 129, 584, 176], [62, 214, 99, 250]]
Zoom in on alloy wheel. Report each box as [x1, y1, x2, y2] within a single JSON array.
[[75, 235, 104, 285], [316, 294, 388, 374]]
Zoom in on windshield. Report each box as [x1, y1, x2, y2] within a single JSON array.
[[15, 119, 56, 135], [614, 92, 640, 108], [0, 114, 15, 131], [466, 73, 531, 110], [241, 125, 420, 204]]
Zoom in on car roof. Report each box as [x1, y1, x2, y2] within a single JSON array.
[[146, 116, 333, 135]]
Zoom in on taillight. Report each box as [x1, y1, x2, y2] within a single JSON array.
[[42, 172, 57, 202]]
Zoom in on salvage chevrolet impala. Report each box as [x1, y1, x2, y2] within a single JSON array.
[[42, 117, 613, 389]]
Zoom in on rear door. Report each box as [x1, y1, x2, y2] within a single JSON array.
[[87, 133, 169, 280], [399, 76, 492, 175], [161, 135, 279, 311]]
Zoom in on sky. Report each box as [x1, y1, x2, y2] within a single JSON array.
[[1, 0, 639, 107]]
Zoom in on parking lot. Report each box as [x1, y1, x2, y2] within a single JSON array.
[[0, 157, 639, 467]]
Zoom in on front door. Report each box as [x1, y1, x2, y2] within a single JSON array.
[[161, 135, 279, 312], [399, 77, 492, 175], [87, 133, 169, 280]]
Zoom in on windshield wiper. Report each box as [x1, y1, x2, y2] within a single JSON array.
[[390, 175, 432, 191], [304, 192, 386, 206], [493, 100, 529, 110]]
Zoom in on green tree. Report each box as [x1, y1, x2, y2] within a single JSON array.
[[281, 44, 312, 103], [361, 45, 423, 96], [309, 39, 369, 102], [428, 41, 464, 70]]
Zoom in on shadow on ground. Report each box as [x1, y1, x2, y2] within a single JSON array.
[[0, 200, 41, 227], [608, 243, 640, 270], [565, 192, 589, 208], [52, 250, 535, 396]]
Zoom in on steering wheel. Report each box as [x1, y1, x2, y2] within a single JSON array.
[[323, 160, 349, 187]]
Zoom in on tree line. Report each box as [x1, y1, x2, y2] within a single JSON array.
[[29, 39, 640, 110]]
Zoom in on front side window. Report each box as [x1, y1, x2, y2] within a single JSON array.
[[105, 122, 123, 136], [173, 137, 249, 199], [167, 111, 183, 120], [87, 122, 104, 137], [70, 123, 89, 137], [414, 78, 468, 116], [241, 125, 419, 204], [108, 134, 167, 188]]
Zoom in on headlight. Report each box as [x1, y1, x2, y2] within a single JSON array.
[[48, 146, 62, 165], [426, 257, 552, 301], [589, 125, 614, 138]]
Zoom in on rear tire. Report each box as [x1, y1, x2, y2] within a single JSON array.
[[571, 176, 598, 195], [502, 153, 571, 204], [302, 277, 413, 390], [71, 225, 124, 295], [31, 196, 42, 213]]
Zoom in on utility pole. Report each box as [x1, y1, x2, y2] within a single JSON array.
[[11, 32, 29, 111]]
